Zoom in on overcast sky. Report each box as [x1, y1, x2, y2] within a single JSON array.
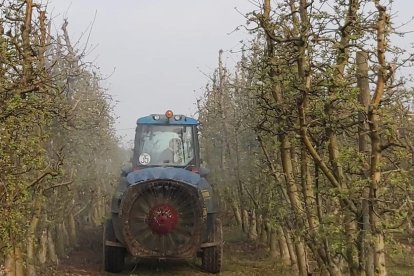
[[48, 0, 256, 144], [48, 1, 413, 145]]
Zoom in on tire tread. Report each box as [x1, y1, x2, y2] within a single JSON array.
[[103, 219, 125, 273], [201, 218, 223, 274]]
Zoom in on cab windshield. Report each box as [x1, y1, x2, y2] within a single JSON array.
[[134, 125, 195, 166]]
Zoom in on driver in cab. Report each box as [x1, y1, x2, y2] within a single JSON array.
[[158, 138, 183, 164]]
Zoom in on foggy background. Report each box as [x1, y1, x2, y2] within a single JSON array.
[[49, 0, 256, 145], [49, 0, 413, 146]]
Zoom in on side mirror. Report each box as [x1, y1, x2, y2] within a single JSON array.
[[199, 167, 210, 178]]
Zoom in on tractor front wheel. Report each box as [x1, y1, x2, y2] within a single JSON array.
[[103, 219, 125, 273], [201, 218, 223, 274]]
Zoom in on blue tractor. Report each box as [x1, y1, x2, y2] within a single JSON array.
[[104, 111, 222, 273]]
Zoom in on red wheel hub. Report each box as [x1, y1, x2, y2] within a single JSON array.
[[147, 204, 179, 235]]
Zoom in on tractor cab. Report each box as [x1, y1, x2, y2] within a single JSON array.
[[132, 110, 201, 171]]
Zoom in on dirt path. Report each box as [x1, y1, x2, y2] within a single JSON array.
[[56, 225, 292, 275], [57, 226, 103, 275]]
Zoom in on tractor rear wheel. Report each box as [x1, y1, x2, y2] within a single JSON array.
[[103, 219, 125, 273], [201, 218, 223, 274]]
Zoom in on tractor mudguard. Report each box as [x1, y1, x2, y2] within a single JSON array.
[[124, 167, 217, 214]]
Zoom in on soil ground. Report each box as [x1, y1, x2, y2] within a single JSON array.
[[55, 224, 292, 276], [55, 224, 414, 276]]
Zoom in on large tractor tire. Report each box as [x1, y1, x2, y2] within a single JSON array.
[[103, 219, 125, 273], [201, 218, 223, 274]]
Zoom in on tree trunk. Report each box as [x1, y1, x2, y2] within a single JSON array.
[[372, 230, 386, 276], [55, 223, 66, 257], [92, 204, 100, 226], [38, 229, 48, 264], [259, 220, 267, 244], [248, 209, 258, 240], [269, 227, 278, 258], [294, 239, 308, 276], [277, 225, 291, 265], [343, 214, 358, 276], [280, 136, 308, 276], [231, 201, 242, 226], [47, 225, 58, 264], [27, 212, 40, 276], [265, 221, 272, 247], [284, 228, 298, 270], [5, 247, 25, 276], [242, 209, 249, 234], [356, 50, 374, 276], [257, 214, 263, 238], [263, 22, 308, 268], [62, 220, 70, 249], [67, 213, 77, 246], [367, 4, 388, 275], [368, 107, 386, 276]]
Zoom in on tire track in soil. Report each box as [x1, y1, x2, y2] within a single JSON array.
[[56, 225, 292, 275], [56, 225, 203, 275]]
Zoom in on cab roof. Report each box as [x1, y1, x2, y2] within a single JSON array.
[[136, 114, 198, 125]]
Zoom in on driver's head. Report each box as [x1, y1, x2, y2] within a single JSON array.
[[169, 138, 181, 150]]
